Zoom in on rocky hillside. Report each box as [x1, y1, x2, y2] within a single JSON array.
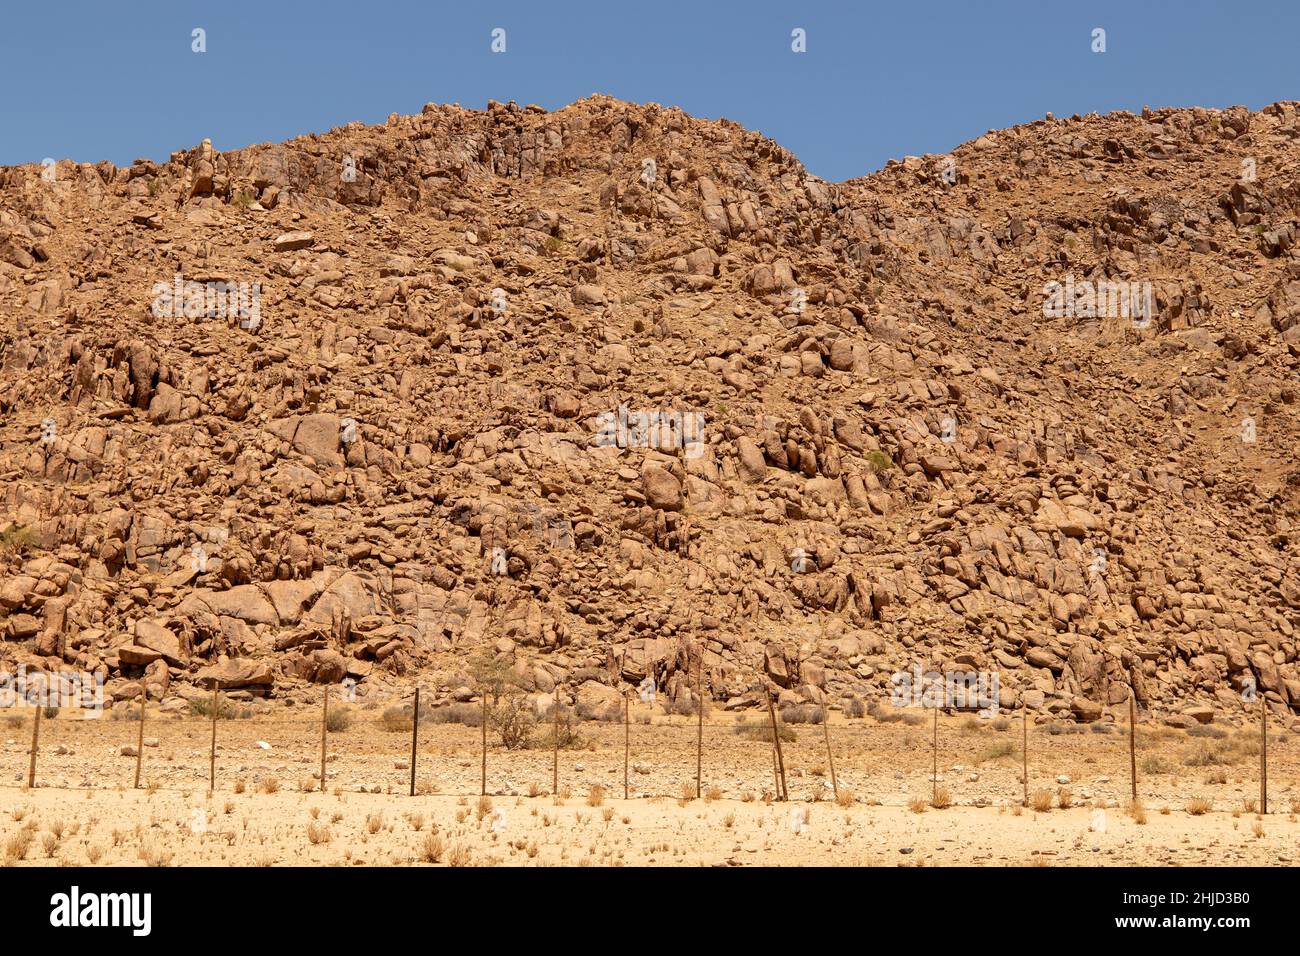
[[2, 95, 1299, 726]]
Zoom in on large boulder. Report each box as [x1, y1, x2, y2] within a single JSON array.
[[198, 658, 274, 689], [641, 465, 683, 511]]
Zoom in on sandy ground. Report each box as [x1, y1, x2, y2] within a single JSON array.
[[0, 705, 1295, 866]]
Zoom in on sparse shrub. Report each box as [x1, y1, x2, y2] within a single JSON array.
[[1045, 721, 1085, 735], [991, 717, 1010, 732], [779, 703, 824, 725], [423, 703, 482, 727], [734, 718, 796, 743], [835, 789, 856, 807], [1057, 788, 1074, 810], [930, 787, 952, 810], [1140, 755, 1172, 775], [0, 524, 39, 558], [188, 696, 252, 719], [138, 844, 173, 867], [381, 705, 414, 733], [257, 776, 280, 795], [662, 695, 710, 718], [325, 706, 353, 733], [1186, 724, 1228, 739], [908, 797, 927, 814], [976, 740, 1016, 764], [4, 830, 32, 863], [420, 832, 444, 863], [306, 822, 331, 844], [1030, 789, 1054, 813], [872, 703, 905, 723], [586, 785, 606, 807], [535, 702, 580, 750], [447, 843, 472, 867], [491, 695, 537, 750], [1186, 797, 1213, 816], [865, 450, 893, 474], [843, 696, 867, 719]]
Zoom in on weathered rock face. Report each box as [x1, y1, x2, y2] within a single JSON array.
[[2, 96, 1300, 725]]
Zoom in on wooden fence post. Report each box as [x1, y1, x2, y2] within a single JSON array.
[[409, 687, 420, 797], [771, 742, 781, 797], [209, 684, 219, 792], [1260, 696, 1268, 815], [552, 687, 561, 796], [319, 686, 329, 792], [623, 690, 630, 801], [931, 701, 939, 806], [133, 688, 146, 789], [480, 691, 488, 797], [822, 698, 838, 801], [695, 651, 704, 799], [765, 685, 787, 801], [1021, 700, 1029, 807], [27, 703, 41, 789], [1129, 684, 1138, 804]]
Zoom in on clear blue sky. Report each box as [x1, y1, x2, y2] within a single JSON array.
[[2, 0, 1296, 182]]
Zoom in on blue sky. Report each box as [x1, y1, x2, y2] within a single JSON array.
[[1, 0, 1296, 182]]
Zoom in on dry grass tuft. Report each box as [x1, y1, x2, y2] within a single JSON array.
[[420, 832, 445, 863]]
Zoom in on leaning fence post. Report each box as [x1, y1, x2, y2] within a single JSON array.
[[27, 702, 41, 789], [765, 685, 787, 801], [822, 698, 838, 801], [133, 687, 146, 789], [409, 687, 420, 797], [319, 686, 329, 792]]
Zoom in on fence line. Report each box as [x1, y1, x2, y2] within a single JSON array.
[[4, 697, 1282, 813]]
